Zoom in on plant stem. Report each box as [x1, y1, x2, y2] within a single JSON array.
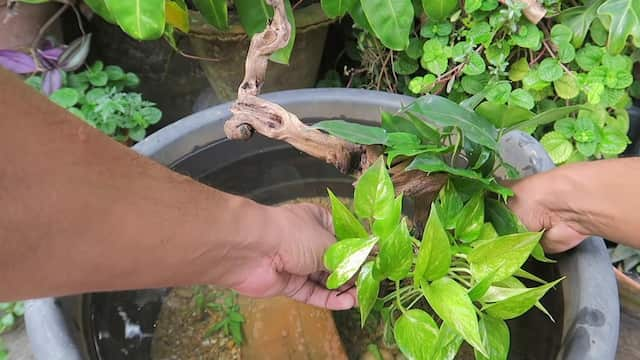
[[395, 281, 407, 314]]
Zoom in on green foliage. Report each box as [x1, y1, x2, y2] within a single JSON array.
[[320, 96, 562, 360], [26, 61, 161, 144], [0, 302, 25, 335], [342, 0, 635, 162], [199, 290, 245, 345]]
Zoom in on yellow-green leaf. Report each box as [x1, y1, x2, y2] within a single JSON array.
[[105, 0, 166, 40], [165, 0, 190, 33]]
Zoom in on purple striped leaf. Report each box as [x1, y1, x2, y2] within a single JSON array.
[[42, 69, 62, 95], [0, 50, 36, 74]]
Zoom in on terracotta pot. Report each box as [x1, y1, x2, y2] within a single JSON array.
[[188, 3, 332, 101], [614, 266, 640, 316], [0, 1, 63, 50]]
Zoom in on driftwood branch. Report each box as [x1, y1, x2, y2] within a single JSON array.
[[224, 0, 447, 197]]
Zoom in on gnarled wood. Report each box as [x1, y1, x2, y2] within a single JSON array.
[[225, 0, 446, 194]]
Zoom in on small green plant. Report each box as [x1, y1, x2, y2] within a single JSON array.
[[26, 61, 162, 143], [336, 0, 635, 164], [203, 291, 245, 345], [610, 245, 640, 274], [0, 302, 25, 335], [315, 94, 562, 360]]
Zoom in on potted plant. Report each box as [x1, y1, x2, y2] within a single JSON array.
[[78, 0, 333, 101], [0, 36, 162, 144], [332, 0, 635, 164], [25, 2, 620, 358]]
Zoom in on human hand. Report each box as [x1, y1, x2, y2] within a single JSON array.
[[508, 170, 590, 254], [217, 202, 357, 310]]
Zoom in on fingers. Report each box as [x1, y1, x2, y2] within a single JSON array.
[[284, 274, 356, 310]]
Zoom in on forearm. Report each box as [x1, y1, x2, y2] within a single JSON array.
[[0, 69, 271, 300], [520, 157, 640, 247]]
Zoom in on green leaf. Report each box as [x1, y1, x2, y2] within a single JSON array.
[[540, 131, 573, 164], [515, 268, 548, 284], [422, 277, 487, 357], [557, 42, 576, 63], [406, 37, 424, 59], [465, 0, 482, 13], [554, 73, 579, 99], [436, 181, 463, 230], [423, 0, 459, 21], [509, 58, 530, 81], [421, 39, 450, 75], [376, 219, 413, 280], [575, 44, 605, 71], [576, 141, 597, 157], [84, 0, 116, 23], [407, 153, 487, 183], [598, 0, 640, 54], [393, 309, 439, 360], [362, 0, 414, 50], [532, 243, 556, 263], [395, 53, 419, 75], [356, 261, 380, 326], [462, 73, 490, 94], [270, 0, 296, 65], [468, 268, 499, 301], [430, 323, 464, 360], [50, 88, 80, 109], [511, 23, 542, 50], [88, 71, 108, 87], [193, 0, 228, 30], [415, 206, 451, 283], [314, 120, 387, 145], [508, 89, 535, 110], [463, 52, 486, 76], [104, 0, 165, 40], [235, 0, 273, 36], [538, 58, 564, 82], [599, 127, 630, 155], [467, 21, 492, 45], [551, 24, 573, 44], [507, 105, 590, 132], [483, 278, 564, 319], [128, 127, 146, 142], [559, 0, 604, 48], [140, 107, 162, 125], [522, 69, 550, 91], [354, 157, 394, 219], [324, 236, 378, 289], [328, 189, 368, 240], [574, 116, 598, 143], [591, 18, 609, 46], [407, 95, 498, 149], [485, 81, 511, 104], [349, 1, 372, 32], [104, 65, 125, 80], [475, 315, 510, 360], [468, 232, 542, 282], [554, 117, 576, 138], [405, 112, 441, 143], [455, 192, 484, 242], [372, 194, 403, 238], [321, 0, 357, 18]]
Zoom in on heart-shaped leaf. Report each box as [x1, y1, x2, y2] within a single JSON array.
[[422, 277, 487, 357], [393, 309, 439, 360], [324, 236, 378, 289], [415, 206, 451, 282], [468, 232, 543, 282]]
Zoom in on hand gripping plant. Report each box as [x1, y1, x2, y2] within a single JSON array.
[[224, 1, 562, 359]]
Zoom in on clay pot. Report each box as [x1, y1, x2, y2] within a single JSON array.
[[0, 1, 63, 50], [188, 3, 332, 102]]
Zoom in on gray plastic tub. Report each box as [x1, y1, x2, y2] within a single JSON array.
[[25, 88, 619, 359]]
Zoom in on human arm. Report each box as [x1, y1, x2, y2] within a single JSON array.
[[0, 68, 355, 309], [509, 157, 640, 253]]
